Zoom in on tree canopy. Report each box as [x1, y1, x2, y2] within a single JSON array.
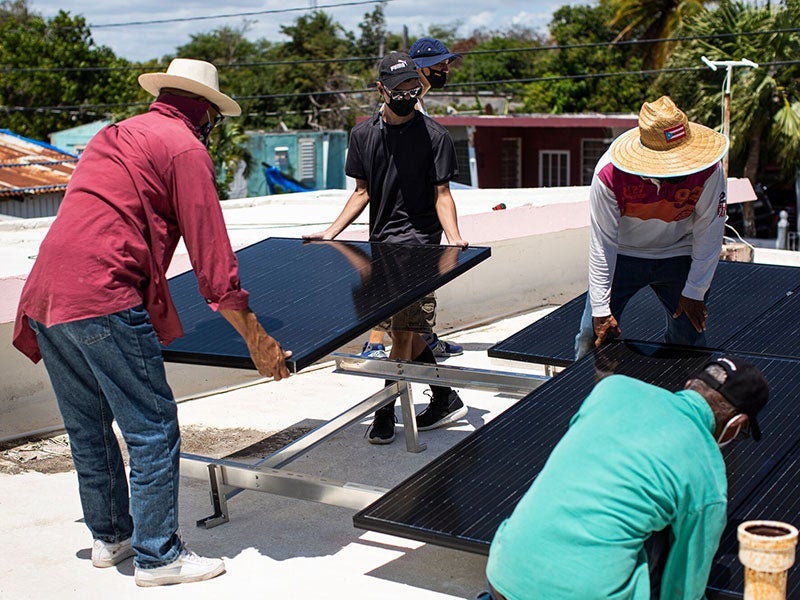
[[2, 0, 798, 188]]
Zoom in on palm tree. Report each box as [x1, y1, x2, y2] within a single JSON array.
[[601, 0, 712, 68], [650, 1, 800, 233]]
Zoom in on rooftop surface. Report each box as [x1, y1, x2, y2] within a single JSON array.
[[0, 309, 553, 600], [0, 185, 793, 599]]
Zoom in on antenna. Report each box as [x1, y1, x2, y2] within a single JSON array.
[[700, 56, 759, 175]]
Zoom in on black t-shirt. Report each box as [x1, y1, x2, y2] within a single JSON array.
[[345, 112, 458, 244]]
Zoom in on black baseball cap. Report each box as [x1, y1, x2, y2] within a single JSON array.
[[695, 356, 769, 441], [378, 52, 420, 89]]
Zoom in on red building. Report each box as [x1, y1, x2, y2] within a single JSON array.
[[432, 114, 639, 188]]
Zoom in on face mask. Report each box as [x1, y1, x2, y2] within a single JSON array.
[[426, 69, 448, 89], [716, 416, 742, 448], [200, 122, 214, 147], [387, 97, 416, 117], [199, 110, 224, 148]]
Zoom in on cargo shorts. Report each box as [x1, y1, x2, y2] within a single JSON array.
[[377, 293, 436, 334]]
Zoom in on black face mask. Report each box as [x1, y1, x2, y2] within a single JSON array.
[[387, 97, 416, 117], [426, 69, 448, 89], [200, 121, 214, 147]]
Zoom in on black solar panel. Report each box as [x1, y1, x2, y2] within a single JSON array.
[[162, 238, 490, 372], [488, 261, 800, 367], [725, 289, 800, 359], [354, 341, 800, 599], [708, 444, 800, 599]]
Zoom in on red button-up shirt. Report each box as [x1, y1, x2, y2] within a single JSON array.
[[13, 95, 250, 362]]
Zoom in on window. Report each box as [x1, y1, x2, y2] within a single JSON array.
[[539, 151, 570, 187], [298, 138, 316, 185], [274, 146, 290, 171], [452, 139, 471, 186], [582, 139, 613, 185], [500, 137, 522, 188]]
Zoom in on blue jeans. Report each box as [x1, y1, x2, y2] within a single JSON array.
[[30, 305, 183, 568], [575, 254, 708, 359]]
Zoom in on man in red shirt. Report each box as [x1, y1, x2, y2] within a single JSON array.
[[13, 58, 291, 587]]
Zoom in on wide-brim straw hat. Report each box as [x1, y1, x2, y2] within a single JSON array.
[[611, 96, 728, 178], [138, 58, 241, 117]]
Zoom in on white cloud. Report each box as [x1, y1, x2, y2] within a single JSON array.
[[28, 0, 566, 61]]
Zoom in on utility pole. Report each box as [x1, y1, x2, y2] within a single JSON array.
[[701, 56, 759, 235]]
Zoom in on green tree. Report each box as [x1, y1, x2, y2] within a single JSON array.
[[601, 0, 711, 68], [447, 28, 543, 100], [208, 122, 252, 200], [651, 1, 800, 184], [0, 0, 136, 140], [271, 11, 358, 130], [522, 4, 648, 113]]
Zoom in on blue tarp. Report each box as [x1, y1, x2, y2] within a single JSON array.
[[263, 164, 316, 194]]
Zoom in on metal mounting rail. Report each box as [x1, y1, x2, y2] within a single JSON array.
[[333, 354, 550, 395], [182, 356, 549, 528]]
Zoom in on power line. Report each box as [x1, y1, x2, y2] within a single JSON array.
[[2, 27, 799, 74], [88, 0, 392, 29], [4, 60, 799, 114]]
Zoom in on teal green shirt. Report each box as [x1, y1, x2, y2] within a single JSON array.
[[486, 375, 727, 600]]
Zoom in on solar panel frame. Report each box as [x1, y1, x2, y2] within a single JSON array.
[[161, 238, 491, 372]]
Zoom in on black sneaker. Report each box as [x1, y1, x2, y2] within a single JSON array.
[[367, 407, 396, 444], [416, 390, 468, 431]]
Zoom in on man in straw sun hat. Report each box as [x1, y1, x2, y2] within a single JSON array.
[[575, 96, 729, 359], [14, 58, 292, 586]]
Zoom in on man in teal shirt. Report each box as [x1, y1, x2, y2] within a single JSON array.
[[485, 356, 769, 599]]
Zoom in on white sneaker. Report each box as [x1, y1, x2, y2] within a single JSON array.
[[91, 538, 135, 568], [134, 549, 225, 587]]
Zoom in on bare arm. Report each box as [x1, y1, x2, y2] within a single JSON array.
[[303, 179, 370, 241], [434, 182, 468, 248], [219, 307, 292, 381]]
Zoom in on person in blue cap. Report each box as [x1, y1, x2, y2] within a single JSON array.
[[408, 37, 462, 115]]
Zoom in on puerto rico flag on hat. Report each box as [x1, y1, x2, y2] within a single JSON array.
[[664, 123, 687, 143]]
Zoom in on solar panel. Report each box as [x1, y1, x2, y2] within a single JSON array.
[[708, 444, 800, 599], [162, 238, 490, 372], [488, 261, 800, 367], [354, 341, 800, 599], [725, 288, 800, 359]]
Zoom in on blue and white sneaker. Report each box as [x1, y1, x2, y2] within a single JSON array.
[[360, 342, 389, 359], [425, 333, 463, 357]]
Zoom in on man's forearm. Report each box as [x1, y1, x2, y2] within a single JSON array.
[[219, 307, 291, 380]]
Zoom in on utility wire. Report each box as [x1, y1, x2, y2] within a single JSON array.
[[3, 27, 799, 74], [87, 0, 392, 28], [4, 60, 799, 114]]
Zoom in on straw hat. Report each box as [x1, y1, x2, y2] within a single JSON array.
[[611, 96, 728, 178], [138, 58, 241, 116]]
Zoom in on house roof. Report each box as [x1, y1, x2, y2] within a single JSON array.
[[429, 113, 639, 129], [356, 113, 639, 129], [0, 129, 78, 199]]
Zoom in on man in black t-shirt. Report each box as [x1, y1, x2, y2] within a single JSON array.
[[304, 51, 469, 444]]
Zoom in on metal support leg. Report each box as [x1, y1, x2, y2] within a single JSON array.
[[397, 381, 426, 453], [196, 463, 230, 529]]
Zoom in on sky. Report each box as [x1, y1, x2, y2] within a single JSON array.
[[28, 0, 570, 63]]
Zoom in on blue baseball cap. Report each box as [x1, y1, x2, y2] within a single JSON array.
[[408, 37, 461, 69]]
